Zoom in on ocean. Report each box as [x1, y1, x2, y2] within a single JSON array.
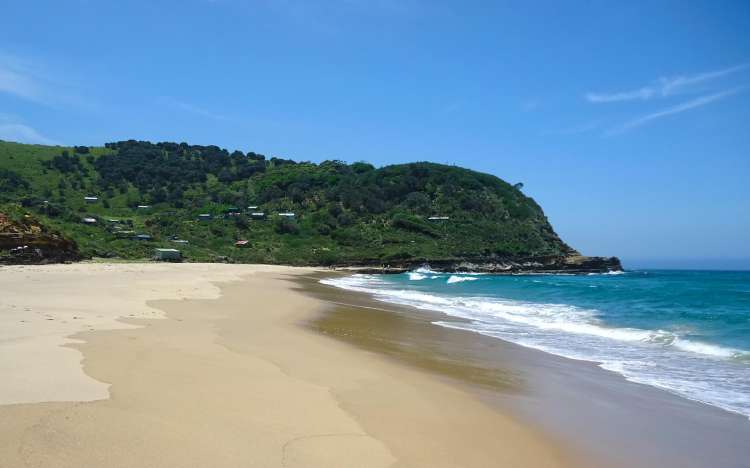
[[322, 269, 750, 419]]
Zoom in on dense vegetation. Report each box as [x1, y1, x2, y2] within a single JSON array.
[[0, 139, 574, 265]]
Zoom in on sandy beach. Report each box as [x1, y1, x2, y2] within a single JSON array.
[[0, 263, 570, 467], [301, 275, 750, 468]]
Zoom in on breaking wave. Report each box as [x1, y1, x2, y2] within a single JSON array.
[[320, 274, 750, 418]]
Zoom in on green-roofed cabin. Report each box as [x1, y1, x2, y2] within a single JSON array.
[[153, 248, 182, 262]]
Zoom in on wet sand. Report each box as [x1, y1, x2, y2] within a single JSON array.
[[300, 273, 750, 468], [0, 264, 570, 467]]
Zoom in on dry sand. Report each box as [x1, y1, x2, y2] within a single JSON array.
[[0, 263, 259, 404], [0, 263, 569, 467]]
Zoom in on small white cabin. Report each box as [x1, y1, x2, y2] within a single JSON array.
[[428, 216, 450, 221], [82, 217, 97, 224], [115, 230, 135, 238], [84, 196, 98, 203], [278, 212, 295, 218], [153, 248, 181, 261]]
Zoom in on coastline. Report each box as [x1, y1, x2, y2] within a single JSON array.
[[300, 272, 750, 468], [0, 263, 570, 467], [326, 253, 623, 275]]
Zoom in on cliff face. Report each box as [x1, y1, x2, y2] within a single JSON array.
[[0, 212, 81, 264]]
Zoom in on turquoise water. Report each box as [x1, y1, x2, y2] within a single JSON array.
[[323, 269, 750, 418]]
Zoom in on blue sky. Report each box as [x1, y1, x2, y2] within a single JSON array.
[[1, 1, 749, 268]]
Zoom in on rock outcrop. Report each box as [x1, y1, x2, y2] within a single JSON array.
[[333, 254, 623, 275], [0, 212, 81, 264]]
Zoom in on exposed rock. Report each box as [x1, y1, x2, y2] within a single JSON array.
[[0, 212, 81, 264], [332, 254, 623, 275]]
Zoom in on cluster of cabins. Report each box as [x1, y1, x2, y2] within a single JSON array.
[[78, 199, 298, 261], [201, 207, 298, 250], [99, 218, 156, 241], [79, 196, 452, 262], [196, 206, 296, 222]]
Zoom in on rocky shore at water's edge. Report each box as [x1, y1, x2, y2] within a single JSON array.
[[331, 254, 623, 275]]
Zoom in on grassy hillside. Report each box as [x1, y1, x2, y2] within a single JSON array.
[[0, 139, 575, 265]]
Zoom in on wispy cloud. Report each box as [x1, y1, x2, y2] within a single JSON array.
[[0, 119, 59, 145], [159, 96, 229, 121], [0, 54, 46, 104], [604, 88, 742, 136], [0, 51, 93, 109], [586, 64, 748, 103]]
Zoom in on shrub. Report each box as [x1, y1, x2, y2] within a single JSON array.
[[275, 218, 299, 235], [391, 213, 437, 237]]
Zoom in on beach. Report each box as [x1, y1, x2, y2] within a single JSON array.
[[304, 274, 750, 468], [0, 263, 570, 467]]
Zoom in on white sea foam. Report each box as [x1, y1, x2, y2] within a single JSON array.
[[320, 274, 750, 419], [446, 275, 480, 284], [672, 338, 748, 359], [322, 275, 745, 360], [408, 272, 427, 281], [413, 266, 439, 274]]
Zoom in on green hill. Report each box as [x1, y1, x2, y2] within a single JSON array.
[[0, 139, 619, 271]]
